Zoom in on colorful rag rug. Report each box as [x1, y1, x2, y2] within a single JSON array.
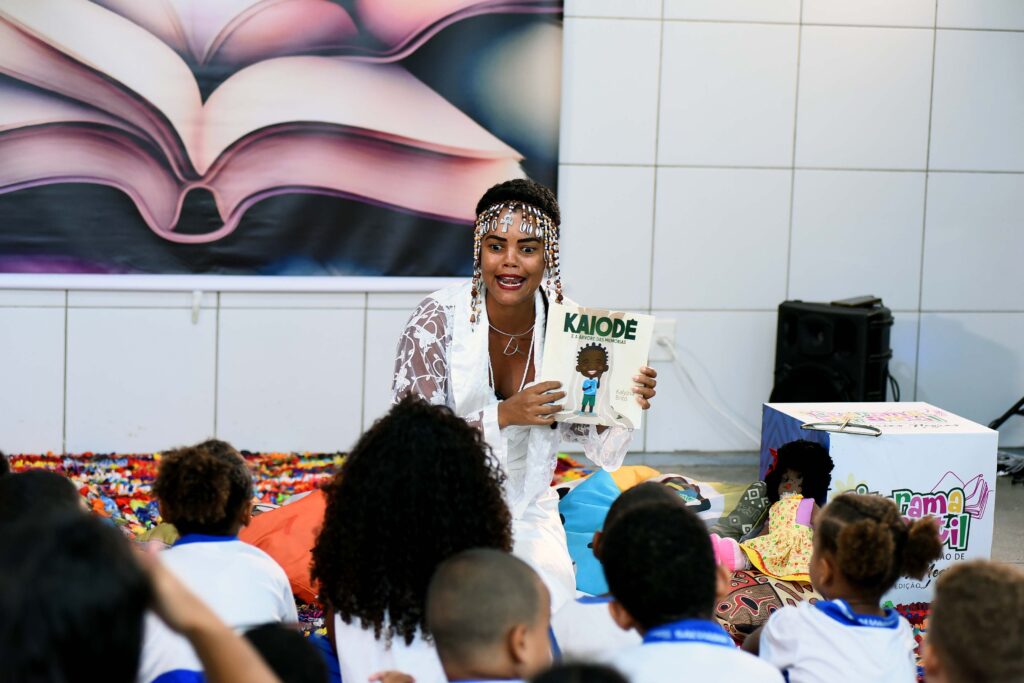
[[9, 451, 345, 536]]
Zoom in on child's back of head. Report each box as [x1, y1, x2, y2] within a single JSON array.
[[244, 623, 328, 683], [925, 560, 1024, 683], [426, 548, 551, 681], [601, 503, 718, 630], [600, 505, 782, 683], [0, 469, 84, 526], [814, 493, 943, 599], [0, 512, 152, 683], [530, 663, 628, 683], [153, 439, 252, 536]]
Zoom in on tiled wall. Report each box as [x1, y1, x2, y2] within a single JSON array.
[[2, 0, 1023, 453]]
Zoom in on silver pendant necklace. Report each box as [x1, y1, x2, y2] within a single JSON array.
[[488, 321, 535, 356]]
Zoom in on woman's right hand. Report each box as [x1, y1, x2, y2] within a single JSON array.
[[497, 381, 565, 428]]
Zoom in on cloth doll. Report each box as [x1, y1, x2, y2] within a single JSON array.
[[711, 440, 834, 581]]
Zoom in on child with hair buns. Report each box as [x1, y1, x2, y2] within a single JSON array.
[[744, 493, 942, 683]]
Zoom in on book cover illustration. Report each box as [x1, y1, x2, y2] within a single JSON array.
[[540, 302, 655, 429], [0, 0, 561, 275]]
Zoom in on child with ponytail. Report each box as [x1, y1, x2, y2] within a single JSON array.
[[743, 493, 942, 683]]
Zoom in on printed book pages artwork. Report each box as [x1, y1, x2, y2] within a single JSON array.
[[0, 0, 557, 243], [540, 302, 654, 429]]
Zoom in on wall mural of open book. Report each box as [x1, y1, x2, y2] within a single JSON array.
[[0, 0, 562, 275]]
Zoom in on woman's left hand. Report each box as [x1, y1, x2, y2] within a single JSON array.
[[633, 365, 658, 409]]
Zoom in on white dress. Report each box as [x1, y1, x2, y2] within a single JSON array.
[[392, 281, 633, 611]]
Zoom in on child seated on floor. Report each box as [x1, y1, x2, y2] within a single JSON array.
[[922, 559, 1024, 683], [601, 504, 782, 682], [426, 548, 552, 683], [744, 492, 943, 683], [138, 439, 297, 682], [552, 481, 685, 660], [311, 397, 513, 683]]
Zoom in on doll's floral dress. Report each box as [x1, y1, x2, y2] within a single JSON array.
[[740, 494, 814, 582]]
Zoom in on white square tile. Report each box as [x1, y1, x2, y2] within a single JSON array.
[[664, 0, 800, 22], [558, 165, 655, 310], [658, 23, 799, 167], [219, 292, 364, 309], [565, 0, 661, 18], [65, 309, 216, 452], [938, 0, 1024, 30], [0, 290, 65, 307], [803, 0, 936, 27], [917, 313, 1024, 446], [930, 30, 1024, 172], [652, 168, 791, 310], [888, 311, 919, 401], [922, 173, 1024, 311], [0, 308, 65, 453], [560, 18, 662, 164], [217, 309, 365, 452], [795, 27, 934, 169], [363, 309, 413, 431], [646, 311, 775, 451], [788, 170, 926, 310]]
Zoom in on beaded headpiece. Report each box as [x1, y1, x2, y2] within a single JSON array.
[[470, 200, 563, 323]]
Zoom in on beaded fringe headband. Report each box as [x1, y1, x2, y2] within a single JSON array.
[[470, 200, 563, 323]]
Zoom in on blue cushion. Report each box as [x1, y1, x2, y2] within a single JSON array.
[[559, 469, 620, 595]]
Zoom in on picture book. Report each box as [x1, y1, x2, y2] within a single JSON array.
[[539, 302, 655, 429]]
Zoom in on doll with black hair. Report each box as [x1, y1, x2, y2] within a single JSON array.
[[711, 440, 834, 581]]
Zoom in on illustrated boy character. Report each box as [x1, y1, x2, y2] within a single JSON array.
[[575, 343, 609, 414]]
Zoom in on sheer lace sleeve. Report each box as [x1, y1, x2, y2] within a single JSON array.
[[391, 297, 492, 434], [560, 423, 634, 471], [392, 297, 452, 407]]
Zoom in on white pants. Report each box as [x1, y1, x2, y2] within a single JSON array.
[[512, 486, 575, 613]]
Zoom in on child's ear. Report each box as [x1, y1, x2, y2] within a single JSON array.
[[608, 599, 639, 633], [590, 530, 602, 559], [715, 563, 731, 602], [239, 501, 253, 527], [507, 623, 530, 664], [920, 639, 946, 683]]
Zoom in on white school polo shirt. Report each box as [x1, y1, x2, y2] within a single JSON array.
[[759, 600, 917, 683], [551, 595, 640, 661], [138, 534, 297, 683], [608, 619, 783, 683]]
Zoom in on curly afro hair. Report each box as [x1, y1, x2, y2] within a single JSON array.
[[475, 178, 560, 226], [311, 395, 513, 646], [153, 439, 253, 536], [817, 493, 942, 598], [765, 439, 834, 506]]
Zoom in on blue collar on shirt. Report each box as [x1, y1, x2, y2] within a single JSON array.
[[577, 595, 613, 605], [642, 618, 734, 647], [173, 533, 239, 547], [814, 599, 901, 629]]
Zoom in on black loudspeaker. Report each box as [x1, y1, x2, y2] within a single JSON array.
[[770, 297, 893, 403]]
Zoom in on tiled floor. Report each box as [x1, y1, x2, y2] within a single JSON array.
[[626, 451, 1024, 567]]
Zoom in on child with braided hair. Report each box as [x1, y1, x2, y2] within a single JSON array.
[[744, 493, 942, 683]]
